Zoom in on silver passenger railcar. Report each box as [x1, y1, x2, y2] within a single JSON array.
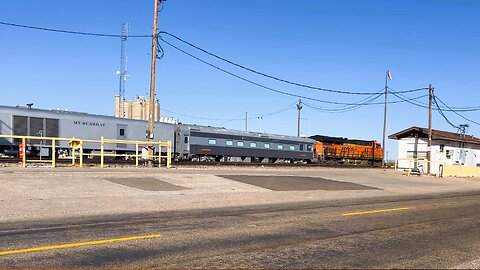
[[175, 124, 316, 163], [0, 105, 176, 157]]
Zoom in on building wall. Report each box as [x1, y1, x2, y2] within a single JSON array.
[[396, 137, 480, 175]]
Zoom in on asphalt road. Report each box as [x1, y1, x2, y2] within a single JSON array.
[[1, 191, 480, 269]]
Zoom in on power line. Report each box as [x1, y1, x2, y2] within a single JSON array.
[[304, 93, 429, 113], [433, 95, 460, 129], [434, 95, 480, 126], [161, 103, 296, 122], [159, 31, 427, 96], [0, 21, 151, 38], [160, 37, 393, 105]]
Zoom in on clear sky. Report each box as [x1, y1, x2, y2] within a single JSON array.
[[1, 0, 480, 158]]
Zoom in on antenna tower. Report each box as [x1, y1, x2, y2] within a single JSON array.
[[117, 23, 129, 117]]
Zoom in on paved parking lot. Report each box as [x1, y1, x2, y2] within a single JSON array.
[[1, 166, 480, 223]]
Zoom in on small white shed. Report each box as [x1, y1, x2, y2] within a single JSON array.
[[389, 126, 480, 176]]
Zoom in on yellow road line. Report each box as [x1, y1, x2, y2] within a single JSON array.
[[342, 207, 409, 216], [0, 234, 161, 256]]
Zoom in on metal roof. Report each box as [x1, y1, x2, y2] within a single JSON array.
[[388, 126, 480, 145], [182, 124, 316, 143]]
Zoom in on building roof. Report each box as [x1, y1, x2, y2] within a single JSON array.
[[388, 126, 480, 145]]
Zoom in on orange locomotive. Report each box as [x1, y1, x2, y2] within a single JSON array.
[[310, 135, 383, 165]]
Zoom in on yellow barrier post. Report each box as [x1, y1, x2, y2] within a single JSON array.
[[135, 143, 139, 167], [71, 137, 76, 166], [158, 145, 162, 167], [22, 137, 26, 168], [167, 141, 171, 169], [100, 136, 104, 168], [52, 139, 56, 168], [79, 141, 83, 168]]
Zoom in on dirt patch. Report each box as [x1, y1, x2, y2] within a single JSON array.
[[105, 177, 187, 191], [218, 175, 380, 191]]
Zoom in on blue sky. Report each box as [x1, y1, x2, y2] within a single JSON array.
[[1, 0, 480, 158]]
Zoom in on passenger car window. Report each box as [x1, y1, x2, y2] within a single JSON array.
[[307, 145, 312, 151], [226, 140, 233, 146], [264, 143, 270, 148], [119, 128, 125, 136], [237, 141, 244, 147], [250, 142, 257, 148], [184, 136, 189, 143], [208, 139, 216, 145], [277, 144, 283, 150], [289, 145, 295, 151], [300, 144, 304, 151]]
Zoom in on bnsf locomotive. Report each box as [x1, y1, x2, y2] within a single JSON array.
[[310, 135, 383, 165], [0, 105, 316, 163]]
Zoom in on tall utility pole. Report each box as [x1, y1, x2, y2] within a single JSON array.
[[245, 112, 248, 131], [427, 84, 433, 175], [117, 23, 129, 118], [382, 70, 392, 167], [147, 0, 160, 166], [297, 99, 302, 137]]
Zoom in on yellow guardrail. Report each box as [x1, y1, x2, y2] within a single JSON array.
[[394, 158, 445, 176], [0, 134, 171, 169]]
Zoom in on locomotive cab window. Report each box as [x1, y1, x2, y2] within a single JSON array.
[[226, 140, 233, 146], [208, 139, 216, 145]]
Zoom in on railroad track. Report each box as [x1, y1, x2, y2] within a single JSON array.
[[0, 157, 380, 168]]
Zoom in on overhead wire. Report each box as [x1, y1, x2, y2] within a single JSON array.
[[434, 95, 480, 126], [0, 21, 152, 38], [159, 31, 427, 96]]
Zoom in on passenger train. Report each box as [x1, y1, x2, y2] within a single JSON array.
[[0, 105, 316, 163]]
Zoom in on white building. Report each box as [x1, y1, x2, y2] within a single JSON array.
[[389, 126, 480, 176]]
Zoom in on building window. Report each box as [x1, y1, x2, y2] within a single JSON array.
[[208, 139, 216, 145], [250, 142, 257, 148], [237, 141, 244, 147], [289, 145, 295, 151], [300, 144, 304, 151], [264, 143, 270, 149], [226, 140, 233, 146], [446, 150, 452, 159], [440, 144, 444, 153], [277, 144, 283, 150], [119, 128, 125, 136]]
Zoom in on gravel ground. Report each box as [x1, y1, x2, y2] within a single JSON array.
[[1, 166, 480, 223]]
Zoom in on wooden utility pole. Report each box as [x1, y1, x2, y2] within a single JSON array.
[[427, 84, 433, 175], [245, 112, 248, 131], [382, 70, 391, 167], [147, 0, 160, 166], [297, 99, 302, 137]]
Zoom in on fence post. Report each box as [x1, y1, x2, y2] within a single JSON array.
[[100, 136, 104, 168], [52, 139, 56, 168], [135, 142, 139, 167], [167, 141, 171, 169], [79, 141, 83, 168], [71, 137, 76, 166], [158, 144, 161, 167], [22, 137, 26, 168]]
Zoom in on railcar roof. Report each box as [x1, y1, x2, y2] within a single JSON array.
[[182, 123, 316, 143], [0, 104, 173, 125]]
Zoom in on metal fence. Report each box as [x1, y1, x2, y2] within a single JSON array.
[[0, 134, 171, 169]]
